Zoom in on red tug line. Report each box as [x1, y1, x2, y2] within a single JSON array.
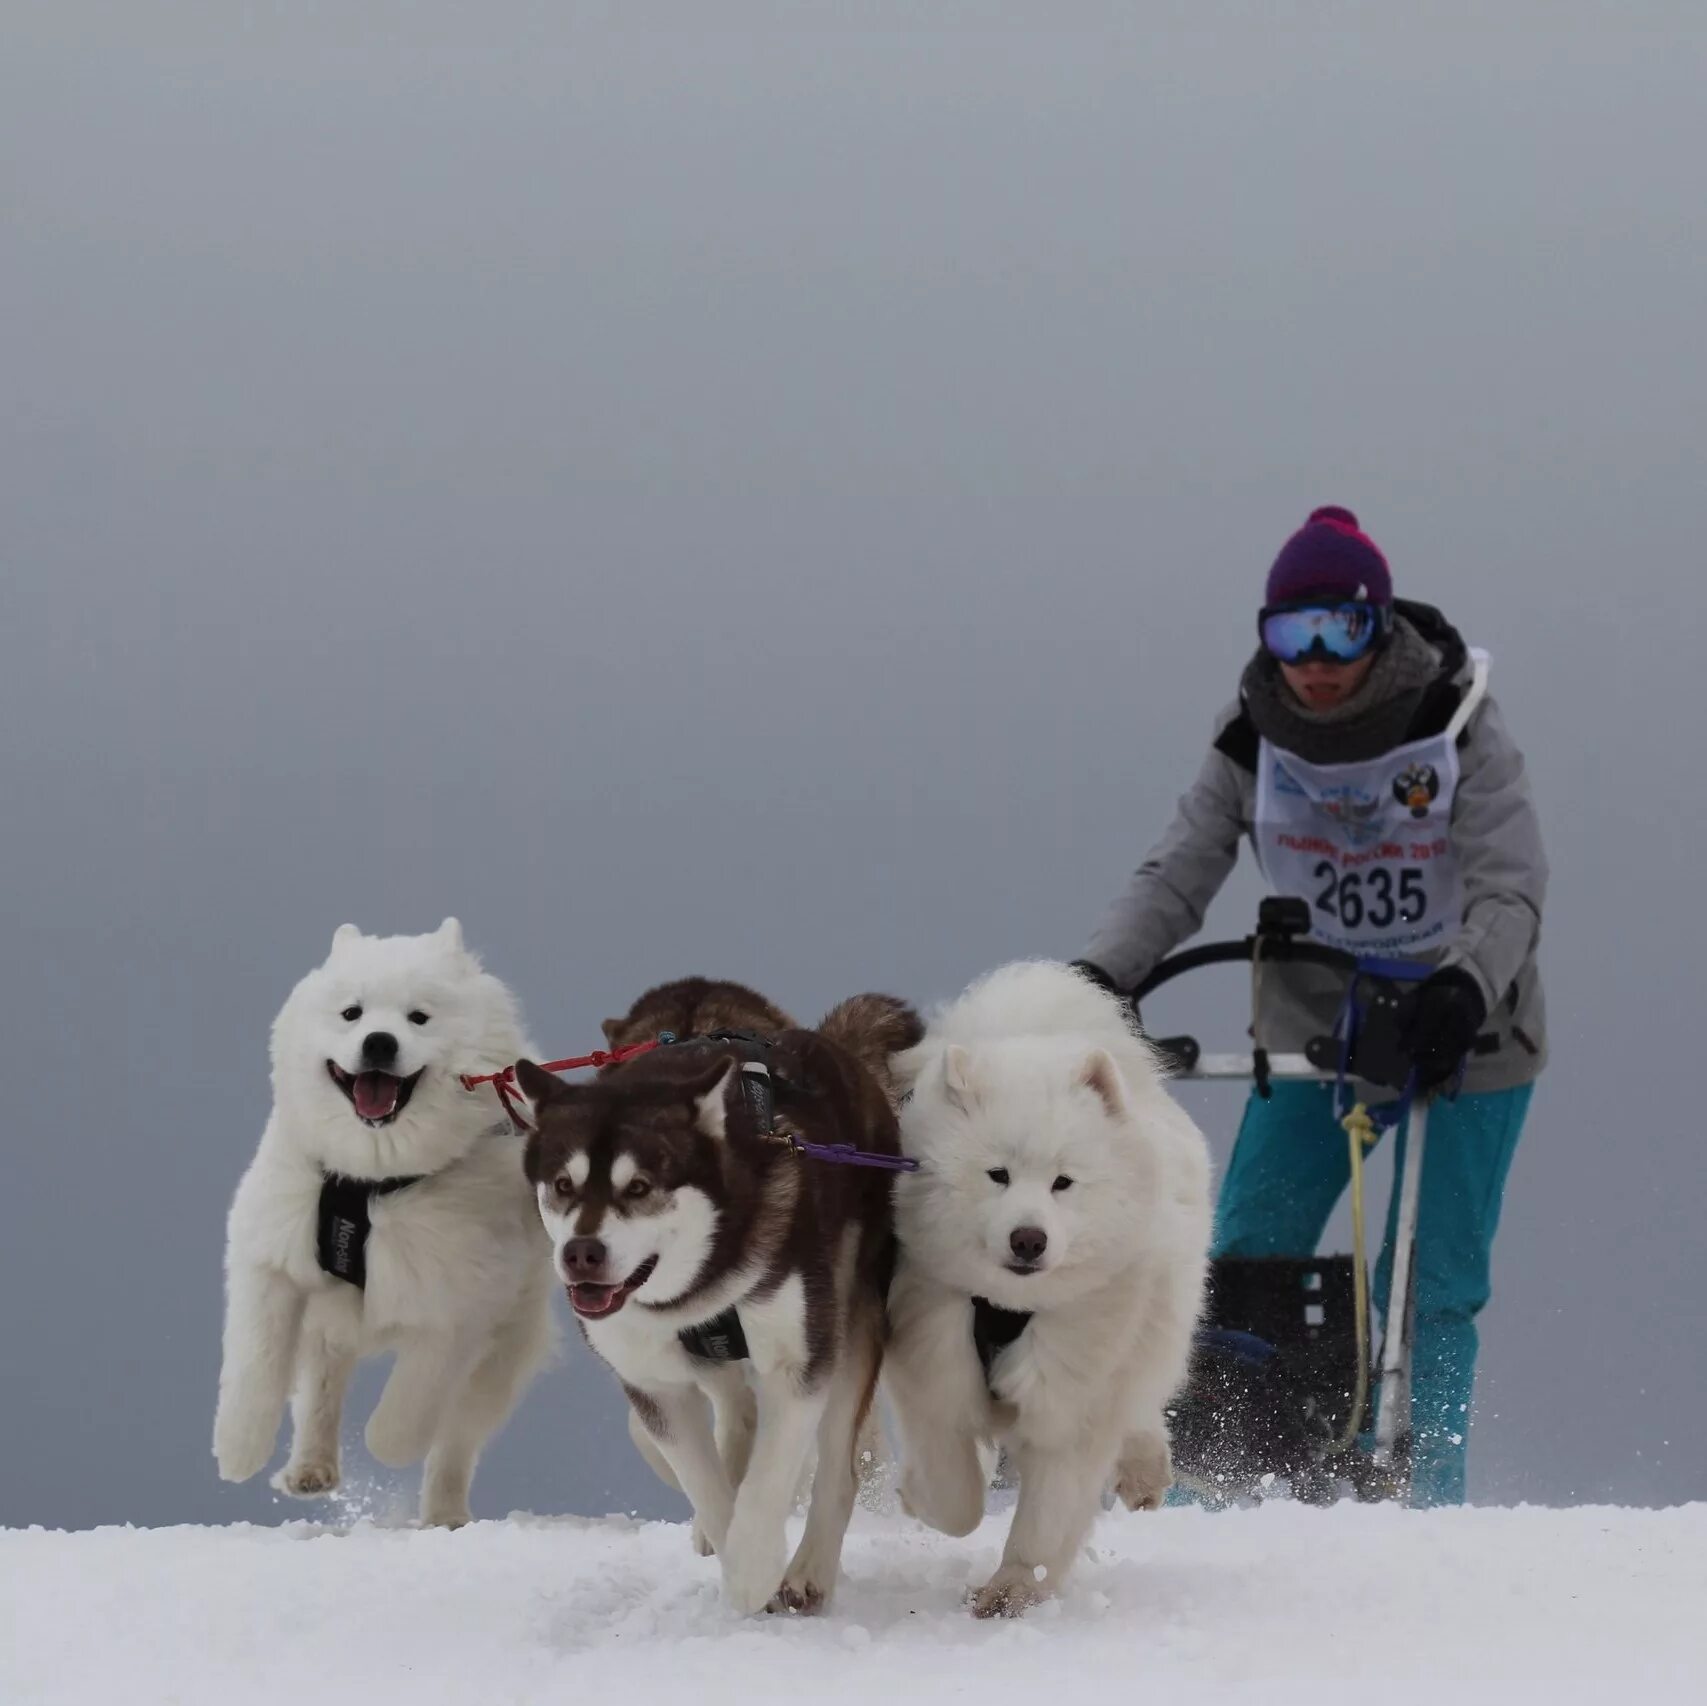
[[460, 1040, 660, 1131]]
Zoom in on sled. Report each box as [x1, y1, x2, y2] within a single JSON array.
[[1133, 898, 1442, 1506]]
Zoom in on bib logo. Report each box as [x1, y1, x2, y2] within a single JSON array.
[[1313, 784, 1385, 848], [1392, 762, 1441, 819]]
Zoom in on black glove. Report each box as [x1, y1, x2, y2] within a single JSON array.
[[1069, 961, 1144, 1033], [1069, 960, 1119, 995], [1400, 967, 1487, 1089]]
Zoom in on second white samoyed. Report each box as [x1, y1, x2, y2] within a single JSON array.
[[884, 961, 1212, 1616], [213, 919, 556, 1526]]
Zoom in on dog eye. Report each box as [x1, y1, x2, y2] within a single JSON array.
[[987, 1168, 1010, 1187], [340, 1005, 362, 1023], [624, 1178, 652, 1200], [1052, 1175, 1074, 1192], [552, 1177, 575, 1200], [407, 1010, 430, 1026]]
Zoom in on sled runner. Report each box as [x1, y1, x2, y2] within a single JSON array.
[[1137, 898, 1465, 1506]]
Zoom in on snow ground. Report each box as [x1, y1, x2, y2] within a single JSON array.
[[3, 1503, 1698, 1706]]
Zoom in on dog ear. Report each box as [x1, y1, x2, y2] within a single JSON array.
[[690, 1058, 741, 1139], [435, 917, 466, 954], [513, 1059, 569, 1112], [601, 1017, 625, 1048], [941, 1044, 977, 1112], [1080, 1049, 1128, 1120], [332, 923, 362, 951]]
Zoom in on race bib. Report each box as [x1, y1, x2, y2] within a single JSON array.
[[1252, 653, 1488, 957]]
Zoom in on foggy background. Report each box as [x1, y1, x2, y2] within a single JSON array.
[[4, 4, 1703, 1529]]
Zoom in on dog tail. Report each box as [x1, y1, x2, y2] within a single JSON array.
[[817, 993, 925, 1105]]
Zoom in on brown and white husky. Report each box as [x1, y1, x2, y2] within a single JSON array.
[[519, 993, 918, 1615]]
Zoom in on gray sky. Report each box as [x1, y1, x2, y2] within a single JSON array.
[[4, 5, 1704, 1529]]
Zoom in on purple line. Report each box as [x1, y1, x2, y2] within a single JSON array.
[[790, 1139, 919, 1172]]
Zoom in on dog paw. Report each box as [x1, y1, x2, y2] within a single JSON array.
[[272, 1459, 340, 1499], [720, 1532, 787, 1618], [1113, 1435, 1173, 1512], [364, 1408, 433, 1469], [213, 1405, 280, 1484], [897, 1465, 983, 1538], [968, 1566, 1045, 1620], [768, 1579, 826, 1616], [769, 1537, 838, 1614], [1113, 1468, 1171, 1512]]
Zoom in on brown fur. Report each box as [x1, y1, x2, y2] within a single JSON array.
[[522, 1027, 902, 1387], [601, 977, 797, 1056], [816, 992, 925, 1109], [521, 987, 921, 1606]]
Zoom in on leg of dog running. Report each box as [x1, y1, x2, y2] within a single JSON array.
[[1112, 1272, 1200, 1511], [273, 1309, 356, 1498], [1112, 1417, 1173, 1512], [720, 1368, 828, 1615], [884, 1270, 989, 1537], [632, 1384, 737, 1558], [621, 1363, 755, 1556], [775, 1310, 882, 1613], [970, 1428, 1119, 1618], [627, 1407, 681, 1490], [419, 1302, 555, 1528], [709, 1361, 759, 1491], [699, 1362, 759, 1557], [214, 1265, 307, 1483], [365, 1330, 480, 1468]]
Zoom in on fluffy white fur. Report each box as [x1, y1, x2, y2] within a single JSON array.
[[213, 919, 556, 1526], [885, 960, 1212, 1616]]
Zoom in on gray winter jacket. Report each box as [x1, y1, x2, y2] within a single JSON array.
[[1081, 603, 1547, 1094]]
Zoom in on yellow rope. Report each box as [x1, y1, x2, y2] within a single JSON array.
[[1337, 1102, 1380, 1452]]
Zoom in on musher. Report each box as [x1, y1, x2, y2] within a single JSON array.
[[1074, 505, 1547, 1505]]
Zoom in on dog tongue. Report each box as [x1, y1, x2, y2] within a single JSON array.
[[570, 1284, 624, 1318], [354, 1072, 400, 1121]]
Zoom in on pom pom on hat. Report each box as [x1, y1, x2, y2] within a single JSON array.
[[1264, 505, 1392, 608]]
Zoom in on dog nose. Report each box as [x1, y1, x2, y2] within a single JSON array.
[[1009, 1226, 1048, 1264], [362, 1031, 398, 1067], [562, 1237, 608, 1279]]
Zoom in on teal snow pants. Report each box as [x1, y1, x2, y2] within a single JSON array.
[[1212, 1078, 1533, 1507]]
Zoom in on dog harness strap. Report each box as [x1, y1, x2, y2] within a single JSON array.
[[738, 1061, 775, 1135], [316, 1172, 423, 1289], [678, 1307, 749, 1363], [459, 1039, 663, 1132], [970, 1295, 1032, 1388]]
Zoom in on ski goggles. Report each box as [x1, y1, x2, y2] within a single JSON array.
[[1258, 600, 1390, 665]]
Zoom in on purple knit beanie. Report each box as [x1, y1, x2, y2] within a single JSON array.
[[1264, 505, 1393, 608]]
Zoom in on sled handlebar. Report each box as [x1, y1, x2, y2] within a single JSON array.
[[1132, 934, 1371, 1002], [1128, 915, 1439, 1087]]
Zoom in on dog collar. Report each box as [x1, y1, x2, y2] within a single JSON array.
[[316, 1171, 423, 1289]]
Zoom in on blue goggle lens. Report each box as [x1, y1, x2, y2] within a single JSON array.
[[1259, 602, 1383, 664]]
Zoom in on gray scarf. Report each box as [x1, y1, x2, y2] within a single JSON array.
[[1240, 615, 1442, 764]]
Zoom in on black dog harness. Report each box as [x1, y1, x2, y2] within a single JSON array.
[[621, 1036, 777, 1364], [679, 1045, 766, 1364], [316, 1172, 422, 1289], [678, 1307, 750, 1363], [971, 1296, 1032, 1388]]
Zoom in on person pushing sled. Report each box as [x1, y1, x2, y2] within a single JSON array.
[[1075, 506, 1547, 1507]]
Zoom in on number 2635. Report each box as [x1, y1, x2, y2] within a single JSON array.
[[1312, 861, 1427, 929]]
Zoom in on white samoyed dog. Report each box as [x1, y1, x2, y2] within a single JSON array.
[[213, 919, 556, 1526], [884, 961, 1212, 1616]]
